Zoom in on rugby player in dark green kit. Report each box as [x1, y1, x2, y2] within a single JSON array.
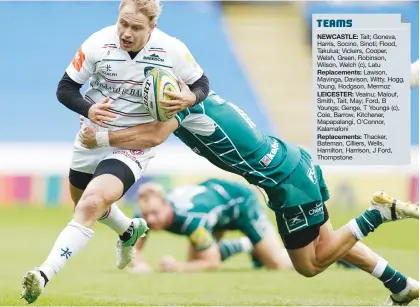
[[129, 178, 292, 272], [79, 91, 419, 305]]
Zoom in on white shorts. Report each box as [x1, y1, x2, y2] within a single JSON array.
[[70, 134, 156, 182]]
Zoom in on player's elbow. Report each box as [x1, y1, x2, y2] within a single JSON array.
[[56, 81, 64, 102]]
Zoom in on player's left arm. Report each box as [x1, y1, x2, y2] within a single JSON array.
[[160, 227, 221, 272], [160, 40, 210, 116]]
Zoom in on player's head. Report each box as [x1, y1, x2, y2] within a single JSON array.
[[137, 182, 172, 230], [117, 0, 161, 52]]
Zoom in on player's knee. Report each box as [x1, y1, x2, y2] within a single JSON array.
[[76, 190, 109, 219], [294, 263, 322, 278]]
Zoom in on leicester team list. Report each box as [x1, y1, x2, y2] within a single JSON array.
[[312, 14, 411, 165]]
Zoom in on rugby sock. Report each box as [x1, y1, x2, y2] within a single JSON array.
[[39, 220, 93, 284], [348, 209, 383, 240], [98, 203, 132, 236], [219, 237, 252, 261], [371, 257, 407, 294]]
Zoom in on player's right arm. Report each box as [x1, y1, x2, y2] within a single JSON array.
[[109, 118, 179, 148], [79, 110, 189, 149], [56, 33, 116, 128]]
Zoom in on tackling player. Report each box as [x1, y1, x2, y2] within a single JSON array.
[[21, 0, 210, 304], [80, 91, 419, 305], [130, 179, 293, 272]]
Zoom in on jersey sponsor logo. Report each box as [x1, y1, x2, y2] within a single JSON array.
[[129, 149, 144, 156], [102, 64, 117, 77], [309, 202, 324, 216], [143, 78, 152, 105], [72, 47, 86, 72], [259, 139, 279, 168], [93, 79, 141, 97], [282, 209, 308, 233], [143, 53, 164, 62], [189, 227, 213, 251], [112, 150, 142, 169]]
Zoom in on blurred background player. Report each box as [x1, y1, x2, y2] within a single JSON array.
[[81, 90, 419, 305], [20, 0, 210, 304], [130, 179, 293, 272]]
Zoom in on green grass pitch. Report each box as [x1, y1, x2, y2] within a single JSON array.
[[0, 205, 418, 306]]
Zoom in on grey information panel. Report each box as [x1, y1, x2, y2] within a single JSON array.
[[312, 14, 411, 165]]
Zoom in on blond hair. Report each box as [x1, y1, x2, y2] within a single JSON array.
[[137, 182, 166, 202], [119, 0, 162, 25]]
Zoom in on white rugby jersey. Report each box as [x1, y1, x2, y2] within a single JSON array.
[[66, 25, 203, 130]]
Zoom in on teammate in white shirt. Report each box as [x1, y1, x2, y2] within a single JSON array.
[[21, 0, 209, 303]]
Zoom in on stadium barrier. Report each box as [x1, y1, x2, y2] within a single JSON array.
[[0, 143, 418, 207]]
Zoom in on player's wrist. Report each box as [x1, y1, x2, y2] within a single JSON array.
[[96, 131, 110, 147], [191, 92, 198, 106], [82, 101, 94, 118]]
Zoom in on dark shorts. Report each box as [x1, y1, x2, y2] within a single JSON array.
[[266, 149, 331, 249]]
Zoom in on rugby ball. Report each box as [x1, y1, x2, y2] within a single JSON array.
[[142, 67, 181, 122]]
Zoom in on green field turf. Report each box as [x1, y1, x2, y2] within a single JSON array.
[[0, 205, 418, 306]]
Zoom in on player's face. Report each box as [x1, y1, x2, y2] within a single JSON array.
[[117, 2, 154, 52], [140, 195, 169, 230]]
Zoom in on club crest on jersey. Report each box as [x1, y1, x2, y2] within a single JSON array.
[[143, 53, 164, 62], [101, 64, 117, 77], [306, 163, 318, 184], [259, 139, 279, 168]]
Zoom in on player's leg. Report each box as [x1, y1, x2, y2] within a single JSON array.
[[186, 229, 250, 263], [21, 150, 151, 303], [277, 199, 418, 305], [237, 197, 292, 270], [318, 217, 418, 304], [187, 236, 252, 263], [278, 192, 418, 277], [69, 169, 134, 237], [218, 237, 253, 262], [250, 230, 293, 270], [69, 169, 92, 206], [271, 149, 418, 278], [342, 241, 419, 304]]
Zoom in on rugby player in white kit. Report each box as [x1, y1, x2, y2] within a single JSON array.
[[21, 0, 209, 303]]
